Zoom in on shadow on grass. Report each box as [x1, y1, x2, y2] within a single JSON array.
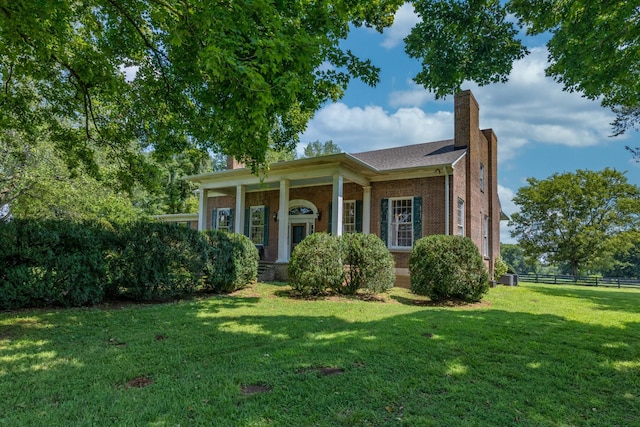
[[1, 288, 639, 426], [527, 283, 640, 314]]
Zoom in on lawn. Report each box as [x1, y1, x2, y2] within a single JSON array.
[[1, 282, 639, 426]]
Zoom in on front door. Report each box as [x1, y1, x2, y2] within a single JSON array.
[[291, 224, 307, 253]]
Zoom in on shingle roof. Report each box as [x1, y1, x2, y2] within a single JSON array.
[[350, 139, 465, 171]]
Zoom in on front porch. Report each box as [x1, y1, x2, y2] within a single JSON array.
[[188, 154, 375, 264]]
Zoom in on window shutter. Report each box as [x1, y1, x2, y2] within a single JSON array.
[[263, 206, 269, 246], [413, 196, 423, 242], [328, 202, 332, 234], [244, 208, 250, 236], [211, 209, 217, 230], [228, 208, 234, 232], [380, 198, 389, 246], [355, 200, 363, 232]]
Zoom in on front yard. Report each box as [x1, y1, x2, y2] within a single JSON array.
[[1, 283, 639, 426]]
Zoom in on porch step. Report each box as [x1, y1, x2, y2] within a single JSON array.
[[257, 261, 276, 282]]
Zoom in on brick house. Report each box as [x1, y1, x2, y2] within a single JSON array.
[[164, 90, 504, 284]]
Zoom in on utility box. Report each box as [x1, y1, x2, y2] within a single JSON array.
[[498, 274, 518, 286]]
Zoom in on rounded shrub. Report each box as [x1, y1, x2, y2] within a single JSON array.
[[409, 235, 489, 302], [339, 233, 395, 295], [108, 222, 208, 301], [288, 232, 343, 296], [202, 230, 259, 293]]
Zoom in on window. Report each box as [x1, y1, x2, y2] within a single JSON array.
[[483, 215, 489, 257], [390, 198, 413, 248], [249, 206, 265, 245], [457, 198, 465, 236], [215, 208, 232, 232], [343, 200, 356, 233], [480, 163, 485, 192]]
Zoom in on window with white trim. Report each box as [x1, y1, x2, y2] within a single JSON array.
[[457, 198, 465, 236], [480, 163, 485, 192], [343, 200, 356, 233], [483, 215, 489, 257], [390, 198, 413, 248], [249, 206, 265, 245], [215, 208, 232, 232]]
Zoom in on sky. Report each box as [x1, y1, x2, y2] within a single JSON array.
[[297, 4, 640, 244]]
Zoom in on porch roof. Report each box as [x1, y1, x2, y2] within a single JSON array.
[[184, 139, 466, 193]]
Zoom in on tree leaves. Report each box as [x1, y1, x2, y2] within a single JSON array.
[[405, 0, 528, 98]]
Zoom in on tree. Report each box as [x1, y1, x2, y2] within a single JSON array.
[[302, 140, 342, 158], [509, 168, 640, 277], [500, 243, 539, 274], [3, 0, 638, 189], [0, 0, 397, 179], [600, 231, 640, 278], [405, 0, 639, 135]]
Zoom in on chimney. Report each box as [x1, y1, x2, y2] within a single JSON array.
[[226, 156, 245, 170], [454, 90, 480, 150]]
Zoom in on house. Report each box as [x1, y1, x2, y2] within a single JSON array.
[[161, 90, 503, 284]]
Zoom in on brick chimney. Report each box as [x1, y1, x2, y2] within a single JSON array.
[[226, 156, 245, 170], [454, 90, 480, 150]]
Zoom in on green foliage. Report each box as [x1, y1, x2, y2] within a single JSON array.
[[107, 222, 208, 301], [509, 168, 640, 277], [406, 0, 527, 98], [409, 235, 489, 302], [302, 140, 342, 158], [339, 233, 395, 295], [289, 232, 394, 296], [600, 231, 640, 278], [202, 230, 259, 293], [494, 257, 509, 279], [508, 0, 639, 128], [0, 0, 396, 178], [500, 243, 538, 274], [0, 219, 107, 309], [288, 233, 344, 296]]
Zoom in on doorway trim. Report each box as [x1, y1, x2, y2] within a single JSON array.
[[287, 199, 318, 253]]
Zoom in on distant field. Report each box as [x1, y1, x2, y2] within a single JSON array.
[[1, 282, 639, 426]]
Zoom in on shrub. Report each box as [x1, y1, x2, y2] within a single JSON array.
[[0, 219, 107, 309], [288, 232, 343, 296], [409, 235, 489, 302], [202, 230, 259, 293], [108, 222, 208, 301], [494, 257, 509, 279], [339, 233, 395, 295]]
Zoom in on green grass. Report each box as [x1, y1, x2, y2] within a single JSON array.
[[1, 282, 639, 426]]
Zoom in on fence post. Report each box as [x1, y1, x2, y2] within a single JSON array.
[[595, 277, 598, 287], [554, 275, 557, 284], [618, 278, 621, 289]]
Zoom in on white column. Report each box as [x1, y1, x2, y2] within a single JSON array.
[[362, 186, 371, 234], [234, 185, 246, 234], [331, 174, 344, 236], [198, 188, 207, 231], [276, 179, 290, 263]]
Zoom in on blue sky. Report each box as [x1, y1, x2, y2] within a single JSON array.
[[298, 4, 640, 244]]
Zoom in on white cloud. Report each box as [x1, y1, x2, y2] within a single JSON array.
[[387, 47, 621, 162], [301, 103, 452, 153], [388, 81, 436, 108], [381, 3, 420, 49]]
